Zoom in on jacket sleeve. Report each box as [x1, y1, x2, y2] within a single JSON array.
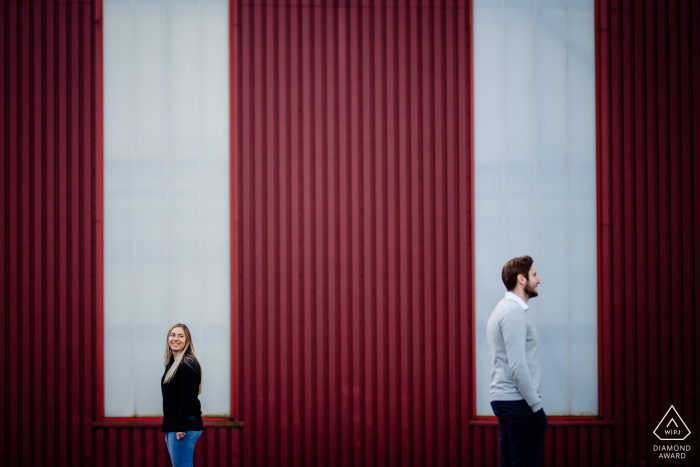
[[176, 362, 201, 431], [500, 311, 542, 412]]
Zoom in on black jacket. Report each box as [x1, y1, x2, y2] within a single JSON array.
[[160, 356, 204, 433]]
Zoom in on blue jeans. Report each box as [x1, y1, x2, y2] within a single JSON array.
[[165, 431, 202, 467], [491, 400, 548, 467]]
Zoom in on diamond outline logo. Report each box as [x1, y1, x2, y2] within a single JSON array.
[[653, 405, 691, 441]]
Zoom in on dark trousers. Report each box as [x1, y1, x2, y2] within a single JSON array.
[[491, 400, 548, 467]]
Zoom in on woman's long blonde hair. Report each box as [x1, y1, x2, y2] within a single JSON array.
[[163, 323, 203, 394]]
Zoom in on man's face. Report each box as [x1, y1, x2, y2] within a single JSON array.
[[524, 267, 541, 298]]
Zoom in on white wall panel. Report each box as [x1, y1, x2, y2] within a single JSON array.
[[103, 0, 231, 417], [474, 0, 598, 416]]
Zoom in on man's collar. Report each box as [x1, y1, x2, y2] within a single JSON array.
[[505, 291, 529, 311]]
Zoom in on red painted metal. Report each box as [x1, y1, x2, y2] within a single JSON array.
[[234, 1, 475, 464], [594, 0, 605, 424], [0, 1, 240, 465], [596, 0, 699, 465], [1, 0, 699, 466], [229, 0, 238, 420], [95, 0, 105, 442]]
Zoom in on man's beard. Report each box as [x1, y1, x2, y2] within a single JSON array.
[[525, 283, 538, 298]]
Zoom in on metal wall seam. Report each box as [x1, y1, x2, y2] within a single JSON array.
[[642, 1, 661, 463], [693, 0, 700, 458], [0, 0, 5, 453], [5, 1, 18, 465], [635, 0, 651, 459], [678, 1, 696, 462], [688, 0, 700, 457]]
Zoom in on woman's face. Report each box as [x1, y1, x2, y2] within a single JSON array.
[[168, 327, 187, 354]]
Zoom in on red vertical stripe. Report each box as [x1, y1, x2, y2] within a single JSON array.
[[678, 0, 695, 447], [597, 0, 614, 426], [621, 0, 636, 460], [229, 0, 238, 425], [6, 3, 20, 467], [632, 0, 648, 460], [396, 5, 411, 464], [0, 3, 7, 464], [19, 2, 32, 465], [693, 0, 700, 449], [30, 5, 45, 465]]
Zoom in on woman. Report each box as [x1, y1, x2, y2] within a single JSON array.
[[161, 323, 204, 467]]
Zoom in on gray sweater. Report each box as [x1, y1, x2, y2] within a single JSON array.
[[486, 296, 542, 412]]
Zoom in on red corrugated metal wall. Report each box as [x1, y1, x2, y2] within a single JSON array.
[[597, 0, 699, 465], [234, 0, 473, 465], [1, 0, 699, 466], [1, 1, 97, 465], [0, 1, 241, 466]]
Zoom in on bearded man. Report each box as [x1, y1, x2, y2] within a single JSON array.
[[486, 255, 548, 466]]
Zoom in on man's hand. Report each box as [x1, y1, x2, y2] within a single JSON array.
[[176, 432, 186, 440]]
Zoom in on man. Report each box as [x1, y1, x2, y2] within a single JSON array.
[[487, 255, 547, 466]]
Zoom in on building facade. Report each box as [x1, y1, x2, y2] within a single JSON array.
[[2, 0, 699, 465]]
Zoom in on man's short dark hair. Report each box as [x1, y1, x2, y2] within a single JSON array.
[[502, 255, 534, 291]]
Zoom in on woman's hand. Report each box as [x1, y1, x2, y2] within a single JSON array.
[[176, 432, 186, 440]]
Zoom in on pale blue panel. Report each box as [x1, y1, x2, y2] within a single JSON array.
[[474, 0, 507, 417], [168, 0, 202, 326], [567, 0, 599, 415], [131, 0, 170, 418], [474, 0, 597, 416], [104, 0, 230, 417], [197, 0, 232, 416], [534, 0, 571, 416], [103, 0, 136, 418]]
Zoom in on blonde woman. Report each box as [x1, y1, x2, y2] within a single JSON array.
[[161, 323, 203, 467]]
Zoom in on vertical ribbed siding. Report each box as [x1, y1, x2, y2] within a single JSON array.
[[234, 0, 699, 466], [598, 0, 699, 465], [94, 425, 239, 467], [1, 1, 243, 466], [1, 1, 97, 466], [235, 1, 472, 465]]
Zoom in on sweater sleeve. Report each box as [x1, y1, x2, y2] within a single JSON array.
[[176, 362, 201, 431], [500, 311, 542, 412]]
